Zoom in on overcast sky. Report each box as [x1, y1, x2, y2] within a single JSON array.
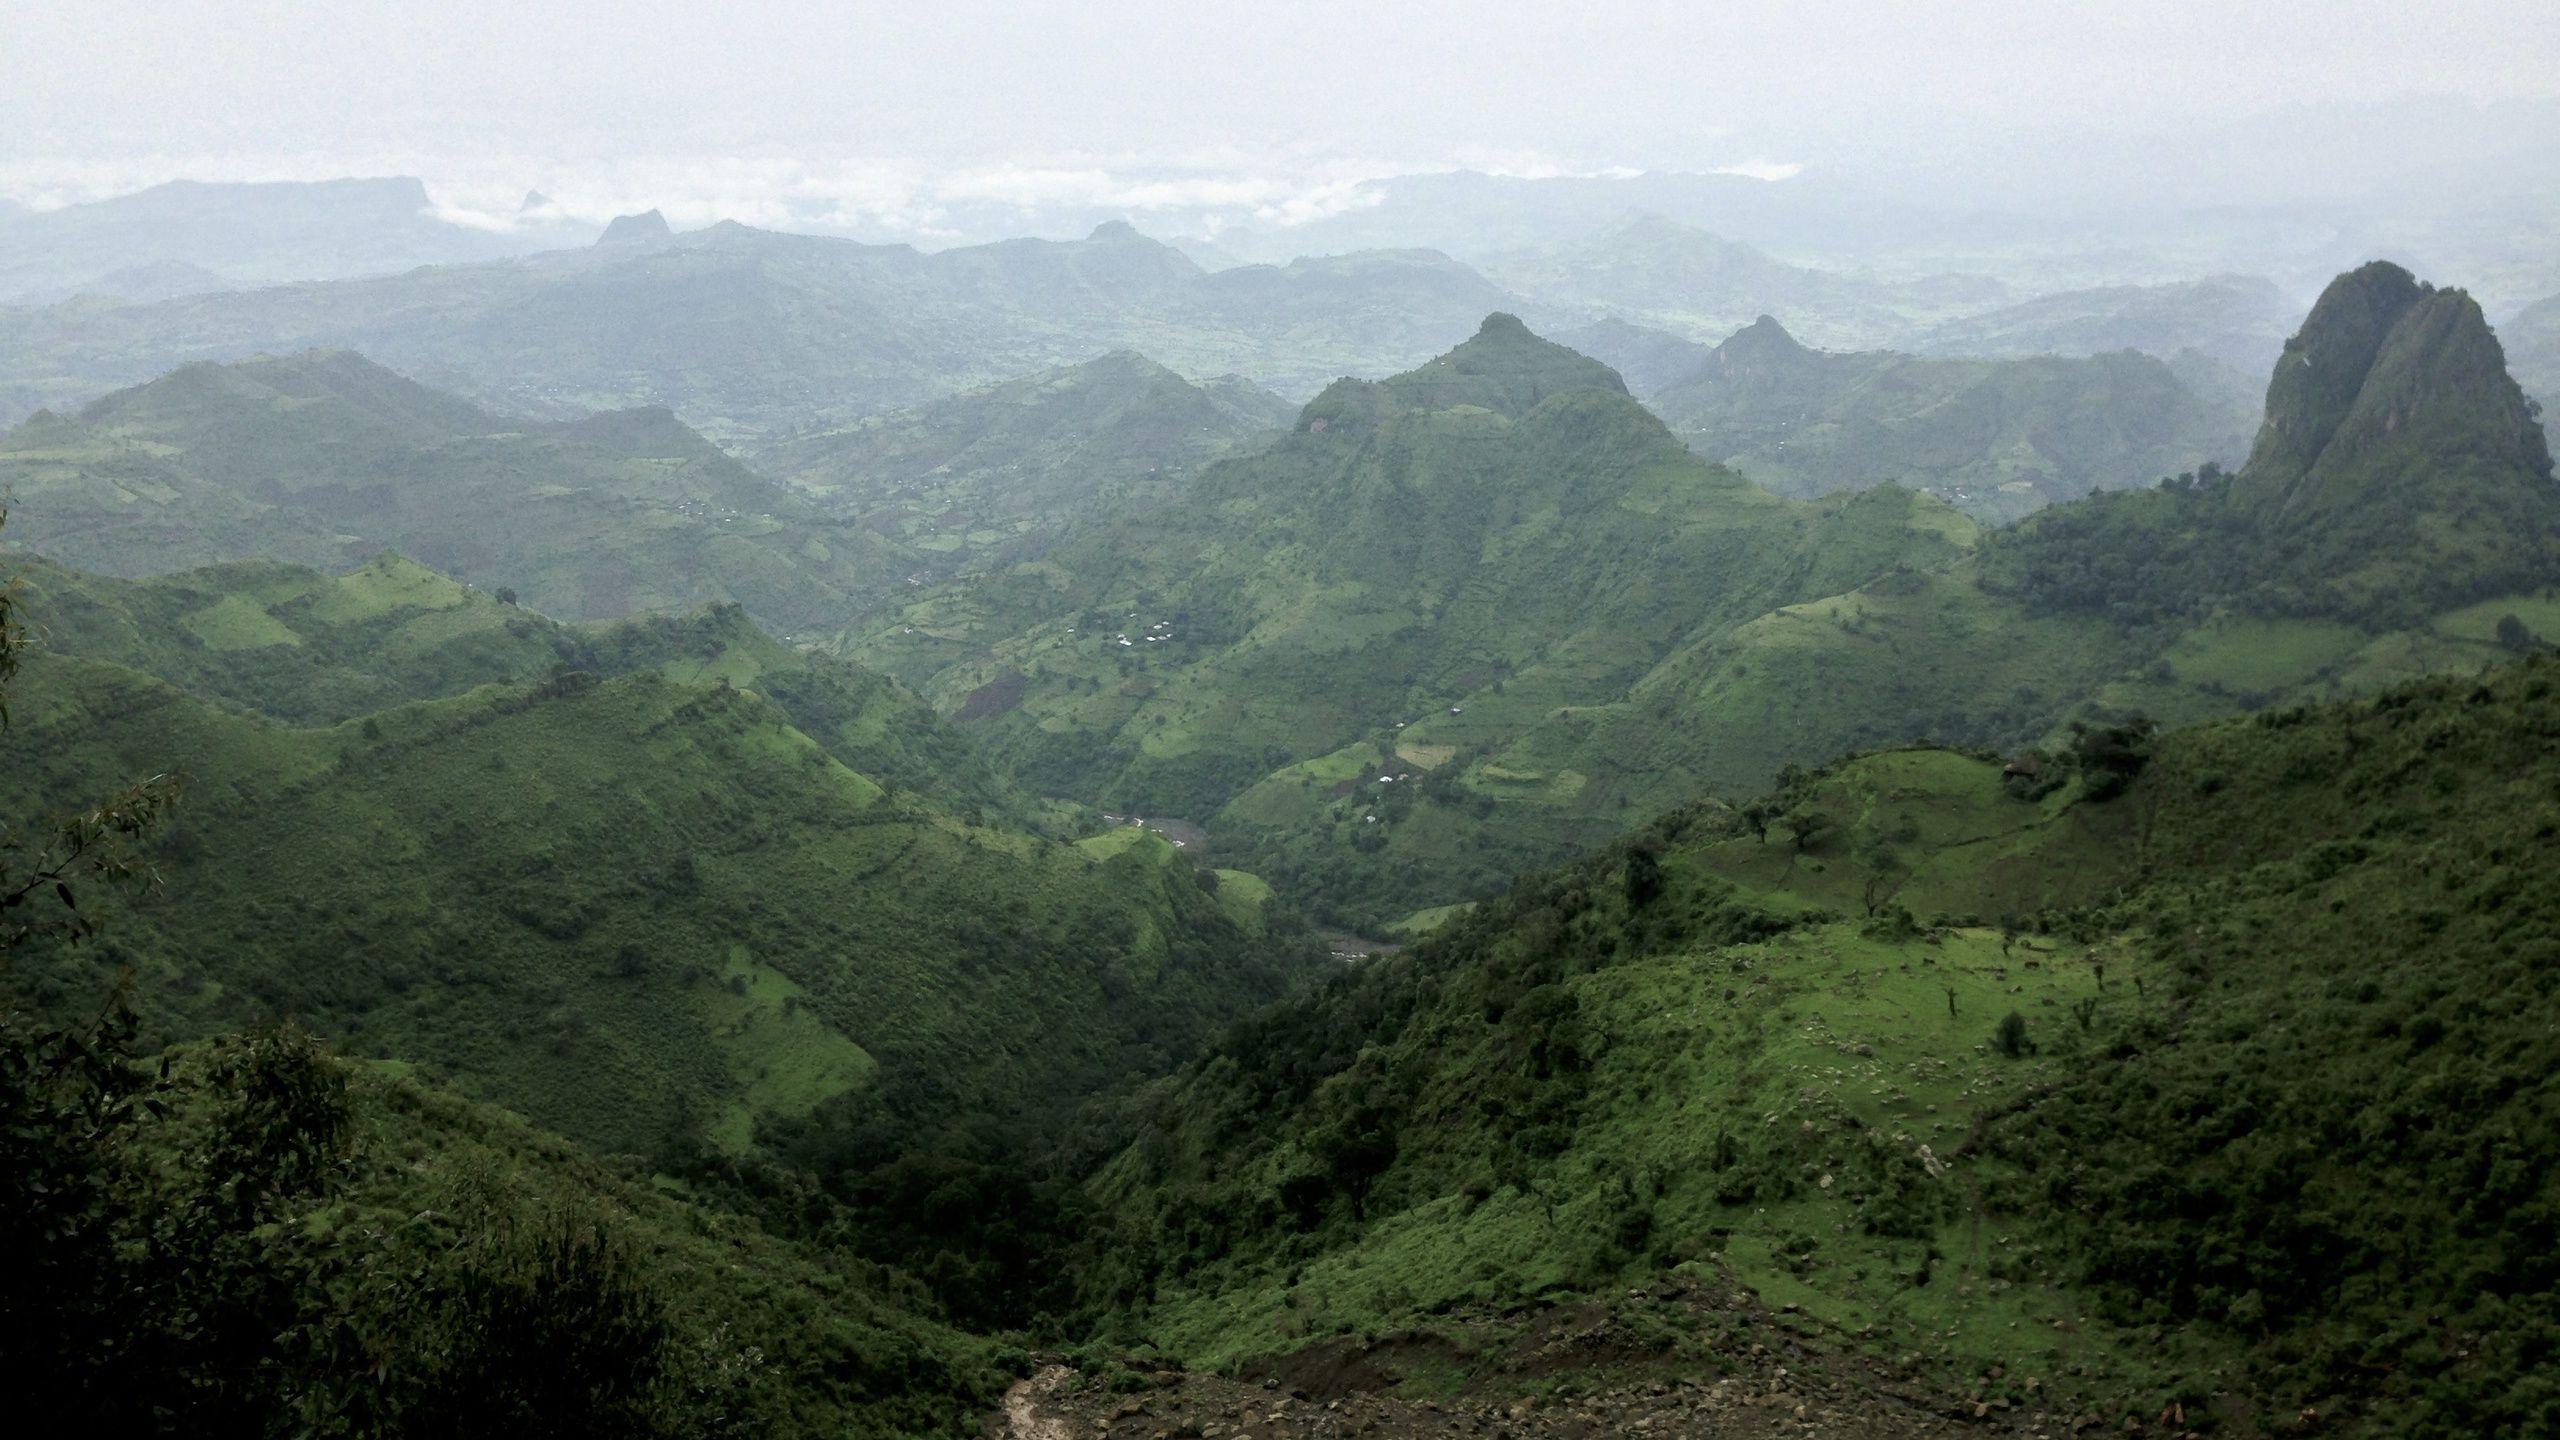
[[6, 0, 2557, 220]]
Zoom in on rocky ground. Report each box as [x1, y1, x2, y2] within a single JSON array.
[[988, 1275, 2195, 1439]]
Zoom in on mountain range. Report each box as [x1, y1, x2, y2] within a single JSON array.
[[855, 263, 2555, 930], [6, 202, 2558, 1437], [0, 219, 1521, 446], [0, 350, 908, 632], [1589, 313, 2256, 523], [0, 177, 585, 304]]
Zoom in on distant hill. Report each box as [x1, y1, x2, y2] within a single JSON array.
[[761, 351, 1293, 574], [1642, 315, 2256, 523], [1481, 214, 2007, 350], [0, 220, 1527, 445], [1904, 273, 2300, 374], [2499, 289, 2560, 417], [0, 351, 910, 631], [0, 177, 585, 303]]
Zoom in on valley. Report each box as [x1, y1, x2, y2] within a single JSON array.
[[3, 86, 2557, 1439]]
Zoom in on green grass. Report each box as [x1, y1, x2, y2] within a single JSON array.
[[1077, 655, 2560, 1436]]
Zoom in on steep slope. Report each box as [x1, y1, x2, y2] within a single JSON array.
[[0, 642, 1305, 1169], [5, 1020, 1000, 1437], [1906, 273, 2300, 374], [2231, 261, 2556, 612], [1482, 215, 2006, 350], [762, 351, 1293, 573], [852, 316, 1975, 920], [1074, 655, 2560, 1438], [0, 351, 910, 630], [0, 221, 1523, 443], [1646, 316, 2254, 523]]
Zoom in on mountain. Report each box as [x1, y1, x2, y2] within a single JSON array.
[[0, 351, 910, 631], [2502, 291, 2560, 415], [761, 351, 1294, 574], [0, 177, 584, 303], [1905, 273, 2301, 374], [1003, 263, 2560, 922], [1480, 215, 2007, 349], [1069, 653, 2560, 1438], [2233, 261, 2556, 610], [0, 220, 1526, 445], [596, 208, 673, 245], [1423, 263, 2560, 876], [1643, 315, 2256, 523], [850, 315, 1977, 920]]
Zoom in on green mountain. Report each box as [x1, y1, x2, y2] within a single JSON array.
[[1426, 263, 2555, 845], [0, 552, 1308, 1172], [1481, 215, 2008, 349], [868, 265, 2551, 931], [1906, 273, 2300, 373], [2233, 261, 2556, 611], [761, 351, 1294, 574], [851, 314, 1978, 922], [0, 221, 1521, 446], [1641, 315, 2255, 523], [0, 351, 908, 632], [1072, 652, 2560, 1438]]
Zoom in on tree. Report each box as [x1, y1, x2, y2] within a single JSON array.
[[1993, 1011, 2032, 1058], [2496, 613, 2536, 653], [1623, 845, 1664, 909], [495, 586, 520, 606]]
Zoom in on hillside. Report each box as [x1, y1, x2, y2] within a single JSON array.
[[1187, 263, 2558, 927], [4, 551, 1033, 823], [0, 351, 910, 631], [1071, 654, 2560, 1438], [1642, 316, 2255, 523], [1905, 273, 2300, 374], [0, 221, 1522, 445], [0, 546, 1317, 1201], [5, 1019, 1002, 1437], [761, 350, 1293, 574], [1480, 215, 2007, 350], [848, 315, 1977, 918]]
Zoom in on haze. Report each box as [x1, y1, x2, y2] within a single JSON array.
[[8, 0, 2558, 231]]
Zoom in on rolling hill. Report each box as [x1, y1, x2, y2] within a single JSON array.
[[1639, 315, 2255, 523], [760, 350, 1294, 575], [0, 350, 910, 632], [1903, 273, 2300, 374], [1480, 215, 2008, 350]]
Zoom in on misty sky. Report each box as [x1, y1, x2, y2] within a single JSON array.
[[7, 0, 2558, 224]]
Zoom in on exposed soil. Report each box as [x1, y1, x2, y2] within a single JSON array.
[[987, 1275, 2146, 1440]]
